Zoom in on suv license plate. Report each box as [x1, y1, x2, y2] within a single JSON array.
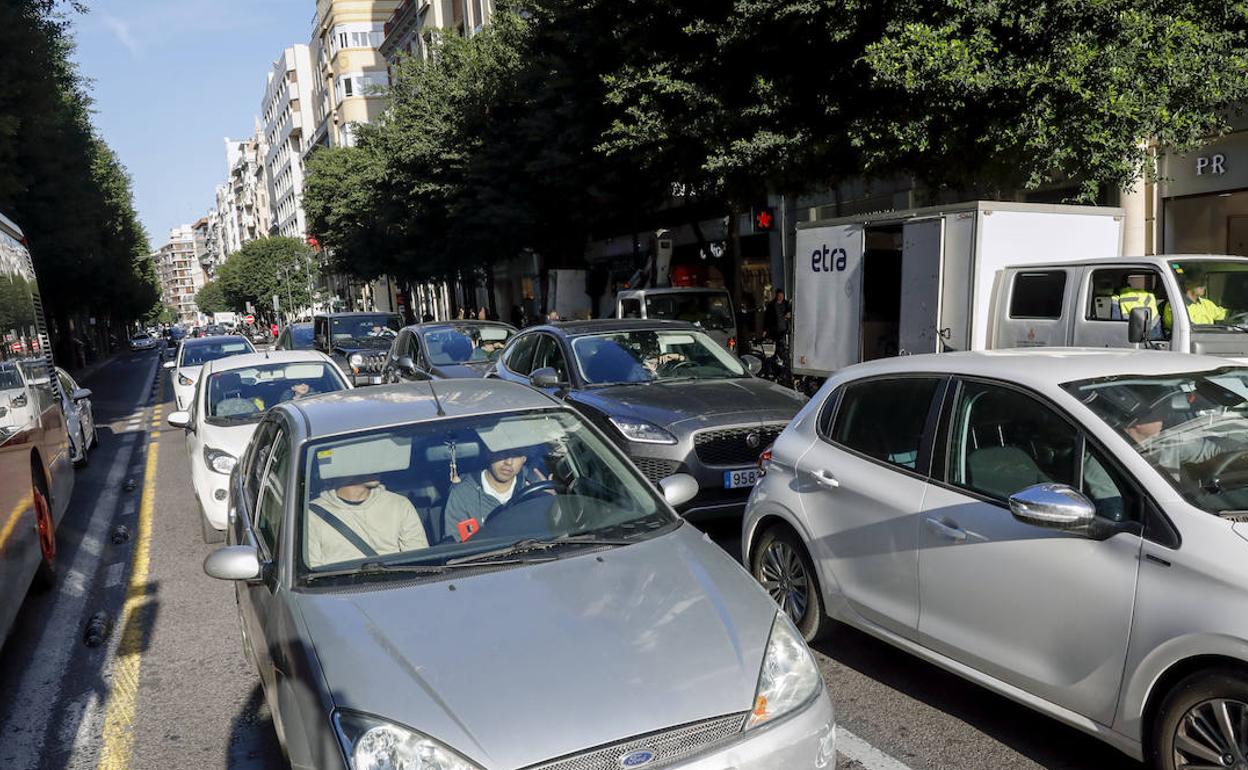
[[723, 469, 759, 489]]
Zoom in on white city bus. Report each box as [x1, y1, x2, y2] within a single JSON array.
[[0, 212, 72, 644]]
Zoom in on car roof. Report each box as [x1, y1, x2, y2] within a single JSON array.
[[284, 322, 313, 328], [181, 335, 250, 347], [314, 312, 399, 319], [532, 319, 700, 337], [836, 348, 1242, 389], [200, 350, 332, 375], [276, 378, 561, 439], [401, 320, 517, 332], [618, 287, 728, 295]]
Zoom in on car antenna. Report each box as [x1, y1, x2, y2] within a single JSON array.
[[428, 379, 447, 417]]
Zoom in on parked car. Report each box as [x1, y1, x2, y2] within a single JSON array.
[[204, 379, 836, 769], [273, 322, 315, 351], [167, 351, 350, 542], [490, 319, 805, 518], [743, 348, 1248, 769], [312, 312, 401, 386], [382, 320, 516, 382], [128, 332, 159, 351], [55, 367, 96, 468], [164, 335, 256, 411]]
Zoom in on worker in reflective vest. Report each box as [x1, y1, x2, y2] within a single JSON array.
[[1115, 275, 1159, 323], [1164, 271, 1228, 329]]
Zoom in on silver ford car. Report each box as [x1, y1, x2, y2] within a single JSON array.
[[743, 348, 1248, 770], [205, 379, 835, 770]]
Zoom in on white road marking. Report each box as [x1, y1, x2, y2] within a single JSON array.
[[103, 562, 124, 588], [66, 693, 103, 770], [839, 727, 918, 770]]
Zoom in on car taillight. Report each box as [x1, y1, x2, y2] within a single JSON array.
[[728, 336, 736, 350], [757, 447, 773, 476]]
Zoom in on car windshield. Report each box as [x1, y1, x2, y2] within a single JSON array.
[[206, 362, 346, 424], [1063, 367, 1248, 515], [288, 325, 315, 348], [180, 339, 254, 366], [422, 324, 514, 365], [330, 315, 401, 342], [297, 409, 673, 581], [132, 334, 150, 341], [1169, 261, 1248, 330], [571, 329, 745, 385], [644, 292, 734, 331]]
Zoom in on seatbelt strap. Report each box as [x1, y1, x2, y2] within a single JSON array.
[[308, 502, 378, 558]]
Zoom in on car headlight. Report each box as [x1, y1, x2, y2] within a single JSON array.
[[745, 612, 822, 730], [334, 711, 483, 770], [177, 372, 194, 386], [608, 416, 677, 444], [203, 446, 237, 475], [348, 353, 364, 372]]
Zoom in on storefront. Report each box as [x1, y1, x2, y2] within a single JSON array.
[[1160, 126, 1248, 256]]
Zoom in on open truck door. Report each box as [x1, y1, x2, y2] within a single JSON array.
[[794, 224, 864, 375], [899, 218, 944, 355]]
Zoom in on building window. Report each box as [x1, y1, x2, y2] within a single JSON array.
[[342, 77, 353, 97]]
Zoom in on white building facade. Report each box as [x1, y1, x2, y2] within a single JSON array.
[[262, 45, 317, 239], [155, 225, 207, 325]]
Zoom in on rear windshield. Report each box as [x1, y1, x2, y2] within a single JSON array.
[[289, 325, 315, 348], [180, 339, 254, 366], [207, 361, 346, 424]]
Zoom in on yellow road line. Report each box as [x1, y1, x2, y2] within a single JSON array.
[[0, 494, 32, 552], [96, 440, 159, 770]]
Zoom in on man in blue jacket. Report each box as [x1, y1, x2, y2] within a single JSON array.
[[444, 450, 548, 541]]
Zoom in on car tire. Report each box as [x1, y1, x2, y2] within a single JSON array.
[[201, 508, 225, 544], [1152, 668, 1248, 770], [32, 469, 57, 591], [73, 426, 89, 468], [751, 525, 829, 644]]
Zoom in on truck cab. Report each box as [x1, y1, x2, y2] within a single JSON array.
[[991, 255, 1248, 361], [615, 287, 738, 350]]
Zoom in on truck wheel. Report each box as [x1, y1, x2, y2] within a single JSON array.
[[751, 525, 828, 643], [1151, 668, 1248, 770], [32, 470, 57, 590]]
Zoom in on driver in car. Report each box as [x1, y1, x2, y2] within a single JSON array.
[[444, 451, 548, 541], [1123, 400, 1224, 477], [306, 475, 429, 567]]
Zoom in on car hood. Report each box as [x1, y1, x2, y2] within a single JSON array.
[[430, 361, 493, 379], [332, 338, 393, 354], [175, 365, 202, 381], [198, 421, 258, 460], [294, 526, 775, 770], [570, 378, 806, 430]]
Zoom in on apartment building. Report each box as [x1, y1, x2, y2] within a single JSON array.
[[262, 45, 317, 238], [221, 131, 272, 247], [155, 225, 206, 325], [380, 0, 494, 65]]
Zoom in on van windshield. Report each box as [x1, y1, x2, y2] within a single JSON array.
[[1168, 261, 1248, 330]]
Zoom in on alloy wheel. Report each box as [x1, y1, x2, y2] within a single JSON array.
[[33, 486, 55, 564], [1174, 698, 1248, 770], [759, 540, 809, 624]]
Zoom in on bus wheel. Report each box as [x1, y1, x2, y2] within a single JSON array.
[[32, 473, 56, 590]]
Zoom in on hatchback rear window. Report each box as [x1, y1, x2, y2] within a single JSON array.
[[830, 377, 941, 470]]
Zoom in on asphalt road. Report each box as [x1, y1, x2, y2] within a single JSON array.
[[0, 350, 1145, 770]]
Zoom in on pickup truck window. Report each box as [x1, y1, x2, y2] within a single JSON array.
[[1009, 271, 1067, 319], [1086, 268, 1169, 326]]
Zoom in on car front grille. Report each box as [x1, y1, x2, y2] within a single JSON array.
[[632, 456, 682, 484], [523, 712, 747, 770], [693, 424, 786, 466]]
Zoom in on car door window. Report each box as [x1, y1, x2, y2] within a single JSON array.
[[531, 334, 569, 381], [505, 334, 539, 375], [1081, 442, 1140, 523], [945, 381, 1079, 501], [620, 299, 642, 318], [244, 421, 279, 514], [1010, 271, 1067, 319], [254, 428, 290, 555], [830, 377, 942, 470]]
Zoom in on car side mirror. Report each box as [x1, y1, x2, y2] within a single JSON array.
[[167, 411, 191, 430], [658, 473, 699, 508], [163, 360, 176, 370], [1008, 483, 1096, 534], [71, 388, 92, 401], [203, 545, 262, 582], [740, 353, 763, 376], [529, 366, 566, 390], [395, 355, 417, 376], [1127, 307, 1151, 344]]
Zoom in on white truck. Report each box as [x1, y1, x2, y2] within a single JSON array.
[[793, 201, 1127, 375], [212, 311, 238, 329]]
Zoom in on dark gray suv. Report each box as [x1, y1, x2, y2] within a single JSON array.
[[490, 319, 807, 518]]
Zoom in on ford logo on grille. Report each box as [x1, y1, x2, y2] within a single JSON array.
[[619, 749, 656, 767], [745, 431, 761, 449]]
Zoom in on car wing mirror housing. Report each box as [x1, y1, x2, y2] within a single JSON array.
[[166, 410, 192, 430], [163, 360, 177, 370], [1127, 307, 1151, 344], [659, 473, 699, 508], [395, 355, 417, 375], [203, 545, 263, 582], [529, 366, 567, 390], [71, 388, 92, 401], [740, 353, 763, 376], [1008, 483, 1096, 534]]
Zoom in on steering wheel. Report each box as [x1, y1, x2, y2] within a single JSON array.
[[659, 359, 696, 375], [478, 480, 559, 534], [1205, 448, 1248, 482]]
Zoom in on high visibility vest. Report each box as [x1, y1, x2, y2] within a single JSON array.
[[1115, 289, 1157, 320], [1163, 297, 1229, 327]]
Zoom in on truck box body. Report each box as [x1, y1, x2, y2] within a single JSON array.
[[792, 201, 1124, 376]]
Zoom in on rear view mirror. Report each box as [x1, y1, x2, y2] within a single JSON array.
[[658, 473, 699, 508], [203, 546, 262, 582], [740, 354, 763, 376], [1127, 307, 1151, 344], [1008, 483, 1095, 533], [530, 367, 566, 389]]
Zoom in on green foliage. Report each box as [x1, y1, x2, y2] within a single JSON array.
[[215, 237, 319, 315], [193, 280, 230, 315]]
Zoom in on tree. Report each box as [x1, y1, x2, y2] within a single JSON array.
[[215, 237, 319, 315], [194, 281, 230, 315]]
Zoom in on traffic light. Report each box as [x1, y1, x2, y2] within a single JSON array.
[[752, 206, 775, 232]]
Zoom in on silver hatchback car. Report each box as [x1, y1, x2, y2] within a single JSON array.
[[743, 349, 1248, 770], [206, 379, 835, 769]]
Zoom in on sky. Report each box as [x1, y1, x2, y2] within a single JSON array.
[[72, 0, 312, 248]]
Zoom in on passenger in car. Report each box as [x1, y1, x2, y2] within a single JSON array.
[[443, 451, 548, 542], [306, 475, 429, 567]]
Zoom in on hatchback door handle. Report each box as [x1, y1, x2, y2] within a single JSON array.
[[811, 469, 840, 488], [925, 517, 967, 542]]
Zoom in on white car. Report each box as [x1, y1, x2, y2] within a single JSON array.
[[166, 351, 350, 542], [129, 333, 159, 351], [164, 336, 256, 411], [56, 367, 96, 467]]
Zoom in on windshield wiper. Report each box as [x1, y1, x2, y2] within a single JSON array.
[[303, 560, 451, 583], [446, 533, 635, 567]]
